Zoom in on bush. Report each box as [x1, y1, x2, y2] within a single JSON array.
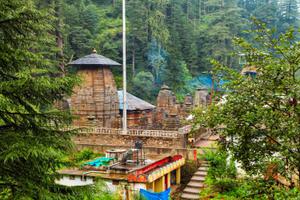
[[74, 148, 96, 163], [204, 149, 238, 193], [60, 148, 104, 168], [214, 178, 238, 193]]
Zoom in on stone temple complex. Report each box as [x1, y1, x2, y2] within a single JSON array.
[[66, 50, 210, 155], [58, 50, 213, 199]]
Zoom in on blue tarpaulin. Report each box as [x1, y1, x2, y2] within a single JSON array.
[[83, 157, 114, 167], [140, 188, 170, 200], [189, 74, 228, 91]]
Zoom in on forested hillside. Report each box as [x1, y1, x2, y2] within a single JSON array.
[[40, 0, 300, 102]]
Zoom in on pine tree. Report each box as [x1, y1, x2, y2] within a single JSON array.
[[0, 1, 79, 198], [278, 0, 299, 32], [196, 0, 245, 71]]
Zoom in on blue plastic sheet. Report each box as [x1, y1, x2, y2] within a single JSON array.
[[83, 157, 113, 167], [189, 74, 228, 91], [140, 188, 170, 200]]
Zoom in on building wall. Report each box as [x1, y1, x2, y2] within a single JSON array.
[[56, 175, 94, 187], [126, 110, 154, 129]]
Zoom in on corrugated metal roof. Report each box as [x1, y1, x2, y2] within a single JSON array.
[[241, 66, 257, 75], [118, 90, 155, 111], [69, 53, 121, 66]]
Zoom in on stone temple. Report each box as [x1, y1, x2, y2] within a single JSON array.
[[69, 49, 120, 128]]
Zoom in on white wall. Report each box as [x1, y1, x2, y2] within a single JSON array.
[[55, 175, 94, 187]]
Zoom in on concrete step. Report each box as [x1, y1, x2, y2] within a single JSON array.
[[191, 176, 206, 182], [198, 167, 208, 171], [187, 181, 205, 188], [201, 163, 209, 166], [201, 164, 210, 168], [183, 187, 201, 194], [201, 160, 209, 163], [195, 171, 207, 176], [181, 192, 200, 200]]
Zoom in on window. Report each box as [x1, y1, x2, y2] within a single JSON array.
[[80, 176, 87, 181]]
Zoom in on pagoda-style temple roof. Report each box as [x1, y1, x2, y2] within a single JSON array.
[[69, 53, 121, 66], [118, 90, 155, 111]]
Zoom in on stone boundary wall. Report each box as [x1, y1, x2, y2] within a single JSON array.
[[78, 127, 181, 138], [74, 133, 186, 148], [76, 125, 192, 138], [72, 125, 191, 151], [75, 143, 198, 160]]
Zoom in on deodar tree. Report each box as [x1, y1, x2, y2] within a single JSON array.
[[194, 19, 300, 186], [0, 0, 80, 199]]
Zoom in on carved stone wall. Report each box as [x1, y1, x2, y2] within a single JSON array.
[[155, 85, 181, 130], [126, 110, 154, 129], [70, 66, 120, 128]]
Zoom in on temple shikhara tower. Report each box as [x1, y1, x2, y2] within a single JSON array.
[[69, 49, 121, 127]]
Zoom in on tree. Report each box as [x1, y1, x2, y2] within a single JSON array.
[[0, 0, 80, 198], [131, 71, 155, 102], [194, 20, 300, 185], [196, 0, 245, 72], [278, 0, 300, 33]]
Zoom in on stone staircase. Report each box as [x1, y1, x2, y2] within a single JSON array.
[[181, 161, 209, 200]]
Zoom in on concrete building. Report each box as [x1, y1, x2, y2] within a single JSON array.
[[56, 148, 185, 199]]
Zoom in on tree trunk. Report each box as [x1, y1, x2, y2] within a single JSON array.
[[55, 0, 65, 74], [132, 48, 135, 76], [198, 0, 201, 21]]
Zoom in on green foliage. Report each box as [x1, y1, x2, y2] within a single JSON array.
[[74, 148, 101, 163], [201, 150, 300, 199], [196, 0, 246, 71], [0, 0, 82, 199], [204, 150, 238, 193], [202, 177, 300, 200], [194, 20, 300, 185], [60, 148, 105, 168], [37, 0, 300, 102], [131, 71, 155, 102], [161, 59, 192, 97]]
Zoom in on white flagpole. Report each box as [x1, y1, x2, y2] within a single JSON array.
[[122, 0, 127, 134]]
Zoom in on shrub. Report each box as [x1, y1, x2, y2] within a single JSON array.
[[60, 148, 104, 168], [204, 149, 238, 193], [74, 148, 96, 163]]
